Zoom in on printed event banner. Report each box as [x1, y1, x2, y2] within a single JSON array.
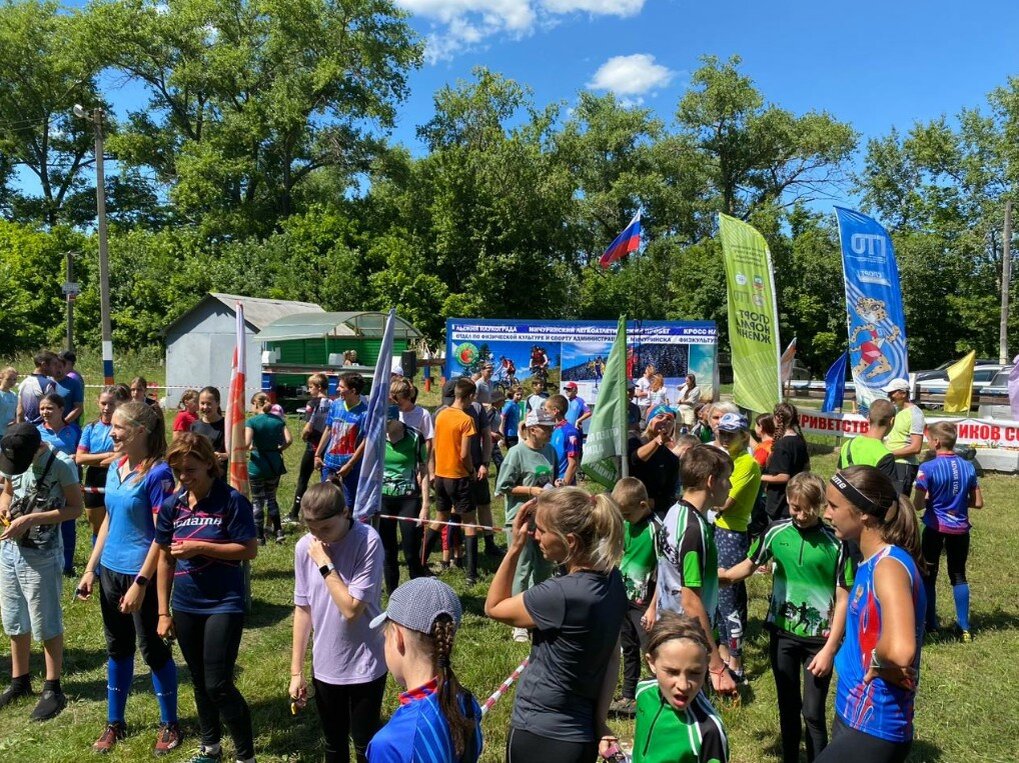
[[718, 214, 782, 414], [444, 318, 718, 406], [834, 207, 909, 412], [798, 409, 1019, 449], [581, 316, 629, 488]]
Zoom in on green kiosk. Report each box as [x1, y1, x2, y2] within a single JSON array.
[[255, 311, 422, 408]]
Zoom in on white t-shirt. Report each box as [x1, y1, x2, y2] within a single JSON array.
[[399, 405, 435, 441], [677, 384, 701, 406], [635, 377, 652, 408]]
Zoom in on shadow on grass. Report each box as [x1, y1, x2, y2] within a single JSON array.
[[249, 567, 298, 583], [970, 609, 1019, 633], [909, 739, 943, 761], [246, 600, 295, 630]]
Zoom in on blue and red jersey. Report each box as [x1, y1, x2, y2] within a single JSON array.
[[324, 399, 367, 471], [915, 453, 979, 535], [834, 544, 925, 744], [550, 420, 582, 484]]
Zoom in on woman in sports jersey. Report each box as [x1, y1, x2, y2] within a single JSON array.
[[76, 401, 182, 755], [720, 473, 852, 763], [156, 433, 258, 763], [817, 466, 925, 763], [76, 386, 130, 546]]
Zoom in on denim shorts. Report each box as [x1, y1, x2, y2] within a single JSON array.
[[0, 539, 64, 641]]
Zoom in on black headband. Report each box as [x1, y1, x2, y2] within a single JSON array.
[[830, 471, 894, 521]]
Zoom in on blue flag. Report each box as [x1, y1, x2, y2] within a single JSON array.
[[834, 208, 909, 412], [822, 352, 849, 413], [353, 308, 396, 521]]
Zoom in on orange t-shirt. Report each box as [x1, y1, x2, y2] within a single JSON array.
[[434, 407, 477, 478], [753, 439, 773, 468]]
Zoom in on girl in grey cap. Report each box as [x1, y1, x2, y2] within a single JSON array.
[[366, 578, 482, 763]]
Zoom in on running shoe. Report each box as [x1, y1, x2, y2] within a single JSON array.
[[275, 531, 286, 544], [961, 629, 973, 643], [154, 721, 184, 756], [0, 681, 32, 710], [184, 747, 223, 763], [29, 688, 66, 721], [512, 627, 529, 643], [609, 697, 637, 716], [93, 721, 128, 753]]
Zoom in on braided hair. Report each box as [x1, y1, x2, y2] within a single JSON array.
[[431, 615, 476, 758], [773, 402, 803, 439]]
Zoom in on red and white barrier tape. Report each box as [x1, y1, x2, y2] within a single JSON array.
[[376, 514, 503, 533], [480, 658, 529, 716]]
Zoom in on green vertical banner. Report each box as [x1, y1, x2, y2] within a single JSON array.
[[718, 214, 782, 414], [581, 315, 629, 488]]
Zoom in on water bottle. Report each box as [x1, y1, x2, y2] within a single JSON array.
[[727, 611, 744, 654]]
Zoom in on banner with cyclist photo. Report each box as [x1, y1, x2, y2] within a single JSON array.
[[444, 318, 718, 405]]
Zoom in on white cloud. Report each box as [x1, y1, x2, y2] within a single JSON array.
[[397, 0, 646, 62], [587, 53, 674, 96]]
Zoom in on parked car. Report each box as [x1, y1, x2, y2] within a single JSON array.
[[915, 358, 999, 381], [976, 366, 1015, 419], [916, 365, 1005, 409]]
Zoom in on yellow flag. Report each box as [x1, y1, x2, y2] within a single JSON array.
[[943, 350, 977, 413]]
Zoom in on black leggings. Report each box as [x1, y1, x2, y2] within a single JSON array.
[[815, 715, 911, 763], [619, 602, 650, 698], [921, 527, 970, 585], [313, 674, 387, 763], [769, 631, 832, 763], [506, 727, 598, 763], [377, 496, 428, 594], [99, 567, 172, 667], [174, 610, 253, 759], [291, 438, 320, 516]]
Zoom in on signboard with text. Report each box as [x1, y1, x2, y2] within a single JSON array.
[[800, 409, 1019, 449]]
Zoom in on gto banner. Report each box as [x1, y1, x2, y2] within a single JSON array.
[[800, 409, 1019, 448]]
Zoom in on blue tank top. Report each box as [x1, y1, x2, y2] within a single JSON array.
[[834, 544, 925, 743]]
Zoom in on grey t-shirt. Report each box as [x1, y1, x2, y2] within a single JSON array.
[[474, 378, 492, 405], [3, 445, 78, 552], [513, 569, 628, 741], [493, 441, 557, 524]]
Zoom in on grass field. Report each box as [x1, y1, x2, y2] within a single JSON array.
[[1, 353, 1018, 761]]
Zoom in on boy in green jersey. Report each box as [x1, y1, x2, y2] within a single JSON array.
[[608, 477, 663, 716], [838, 398, 896, 482], [632, 612, 729, 763], [719, 473, 852, 763]]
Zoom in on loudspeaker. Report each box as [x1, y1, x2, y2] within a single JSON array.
[[401, 350, 417, 379]]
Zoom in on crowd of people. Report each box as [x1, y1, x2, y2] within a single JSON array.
[[0, 353, 985, 763]]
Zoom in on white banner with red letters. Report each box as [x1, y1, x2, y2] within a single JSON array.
[[799, 410, 1019, 449]]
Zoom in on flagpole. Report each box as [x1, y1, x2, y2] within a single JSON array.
[[619, 316, 629, 479], [765, 242, 782, 404]]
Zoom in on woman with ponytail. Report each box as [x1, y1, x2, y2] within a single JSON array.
[[761, 402, 810, 522], [817, 465, 925, 763], [367, 578, 482, 762], [485, 487, 628, 763], [76, 401, 182, 755]]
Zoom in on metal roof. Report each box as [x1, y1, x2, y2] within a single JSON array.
[[254, 311, 422, 342], [163, 292, 325, 336]]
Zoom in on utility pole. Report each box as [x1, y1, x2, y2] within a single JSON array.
[[65, 251, 75, 351], [74, 104, 114, 384], [1001, 199, 1012, 365]]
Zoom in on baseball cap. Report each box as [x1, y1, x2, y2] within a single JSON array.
[[524, 408, 555, 427], [441, 378, 458, 406], [386, 404, 401, 422], [390, 357, 404, 377], [369, 577, 462, 634], [269, 403, 285, 418], [881, 378, 910, 393], [0, 423, 42, 475], [563, 381, 578, 390], [717, 412, 749, 432]]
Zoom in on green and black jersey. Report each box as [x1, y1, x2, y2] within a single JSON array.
[[749, 519, 854, 641], [632, 680, 728, 763], [656, 500, 718, 619], [620, 515, 663, 607]]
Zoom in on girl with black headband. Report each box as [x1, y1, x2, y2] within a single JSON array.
[[817, 465, 925, 763]]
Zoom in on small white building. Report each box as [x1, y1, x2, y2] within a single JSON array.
[[163, 292, 324, 408]]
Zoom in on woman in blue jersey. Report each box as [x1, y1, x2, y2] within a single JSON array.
[[156, 433, 258, 763], [366, 577, 482, 763], [76, 401, 182, 755], [76, 386, 130, 546], [37, 393, 78, 574], [818, 465, 926, 763]]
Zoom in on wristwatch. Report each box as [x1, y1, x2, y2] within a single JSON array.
[[319, 562, 336, 579], [135, 575, 149, 587]]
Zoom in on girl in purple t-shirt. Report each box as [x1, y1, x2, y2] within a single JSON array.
[[289, 482, 386, 763]]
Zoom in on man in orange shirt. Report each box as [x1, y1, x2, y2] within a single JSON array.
[[424, 378, 480, 584]]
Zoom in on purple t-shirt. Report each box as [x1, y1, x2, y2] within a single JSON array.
[[293, 521, 386, 685]]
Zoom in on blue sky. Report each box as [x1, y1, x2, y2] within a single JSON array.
[[48, 0, 1019, 207]]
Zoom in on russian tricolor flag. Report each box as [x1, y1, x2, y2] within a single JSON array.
[[599, 210, 642, 269]]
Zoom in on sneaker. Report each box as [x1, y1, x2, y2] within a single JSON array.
[[275, 532, 286, 544], [609, 697, 636, 716], [29, 688, 66, 721], [512, 627, 529, 643], [154, 721, 184, 756], [0, 681, 33, 709], [184, 747, 223, 763], [961, 629, 973, 643], [93, 721, 128, 753], [465, 575, 478, 586], [257, 536, 266, 547]]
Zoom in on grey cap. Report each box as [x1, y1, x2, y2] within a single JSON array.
[[524, 407, 555, 428], [369, 577, 462, 634]]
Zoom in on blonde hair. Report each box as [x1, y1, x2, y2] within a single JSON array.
[[113, 401, 167, 475], [536, 487, 623, 571], [178, 388, 199, 410], [610, 476, 649, 512], [785, 472, 826, 520]]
